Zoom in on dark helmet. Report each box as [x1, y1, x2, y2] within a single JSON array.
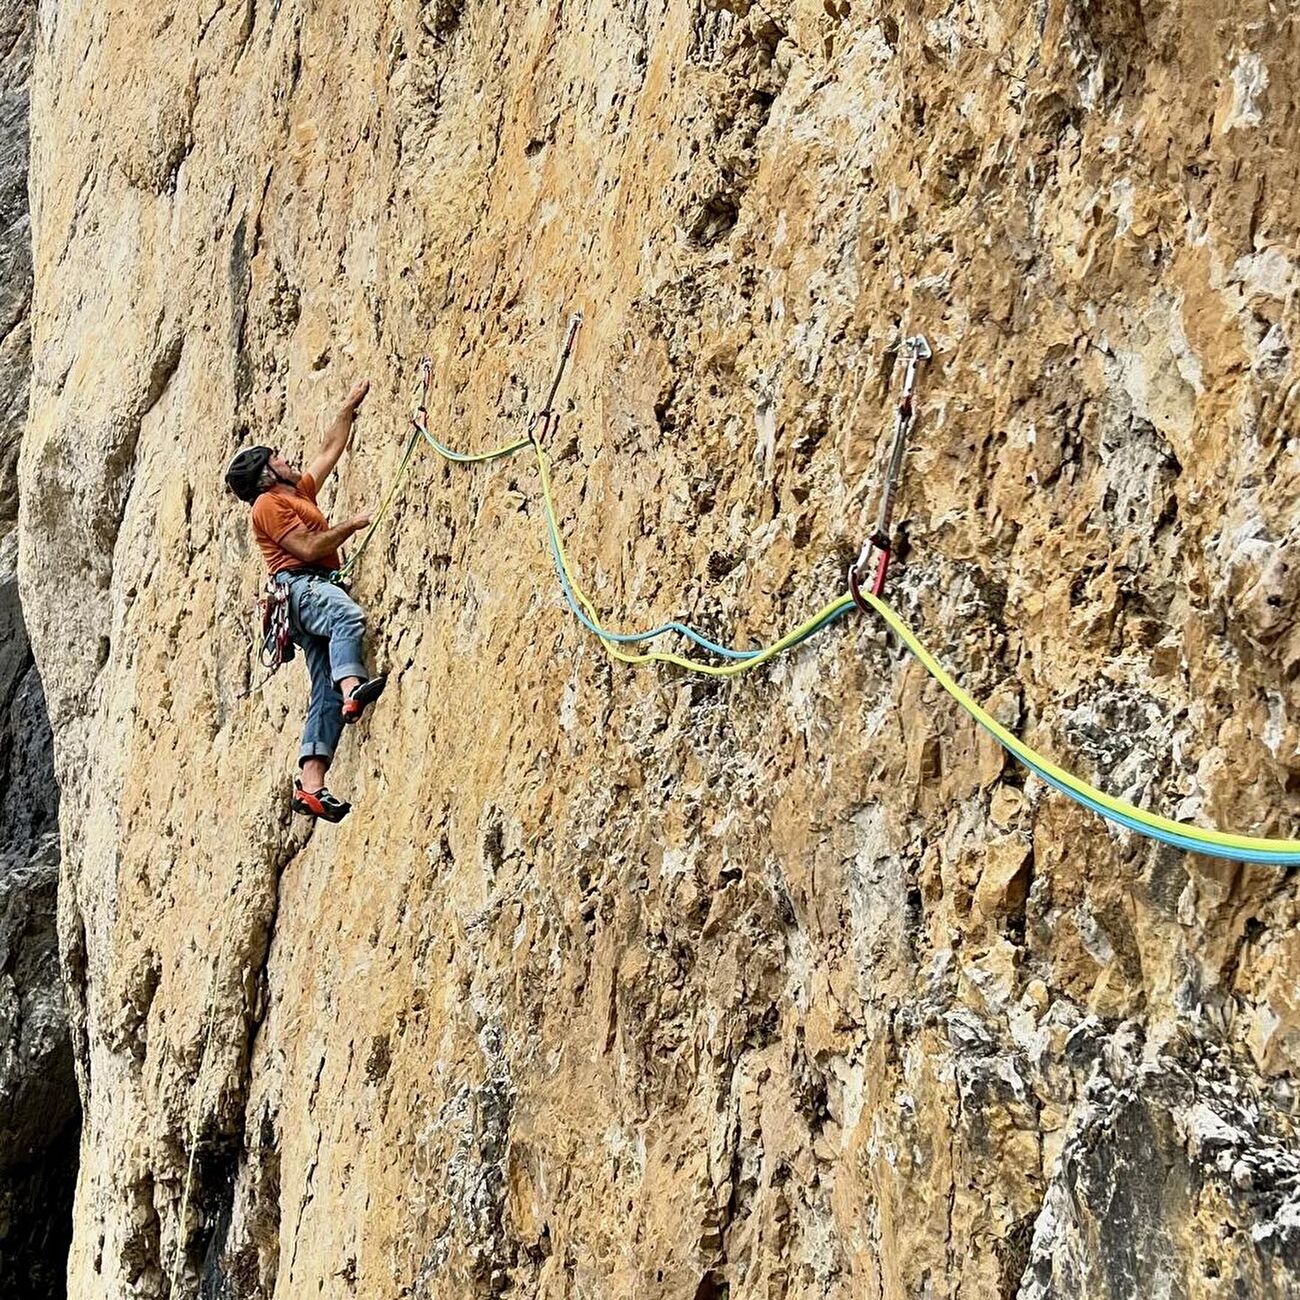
[[225, 446, 274, 503]]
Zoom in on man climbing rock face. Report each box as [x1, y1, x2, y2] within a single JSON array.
[[225, 380, 387, 823]]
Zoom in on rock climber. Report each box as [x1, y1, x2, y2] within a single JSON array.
[[224, 380, 387, 824]]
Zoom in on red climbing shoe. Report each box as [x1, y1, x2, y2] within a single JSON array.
[[291, 781, 351, 823], [341, 673, 388, 725]]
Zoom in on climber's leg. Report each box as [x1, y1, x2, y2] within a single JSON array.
[[296, 630, 345, 772], [289, 630, 350, 823], [300, 755, 328, 794], [289, 576, 386, 722]]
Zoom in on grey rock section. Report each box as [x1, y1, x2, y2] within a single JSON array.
[[1018, 1032, 1300, 1297], [0, 0, 78, 1295], [0, 834, 76, 1297]]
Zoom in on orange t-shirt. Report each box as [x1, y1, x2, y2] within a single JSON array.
[[250, 473, 341, 575]]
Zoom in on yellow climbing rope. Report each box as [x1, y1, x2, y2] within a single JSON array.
[[530, 437, 854, 677], [326, 323, 1300, 865]]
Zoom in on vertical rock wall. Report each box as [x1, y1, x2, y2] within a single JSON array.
[[18, 1, 1300, 1297], [0, 0, 77, 1293]]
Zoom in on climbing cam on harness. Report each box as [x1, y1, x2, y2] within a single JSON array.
[[849, 335, 931, 611], [258, 580, 295, 673], [530, 312, 584, 446]]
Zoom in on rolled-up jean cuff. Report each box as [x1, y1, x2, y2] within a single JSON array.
[[332, 662, 368, 685], [298, 740, 336, 766]]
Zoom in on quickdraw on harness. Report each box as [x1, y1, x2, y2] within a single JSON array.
[[849, 334, 932, 609], [233, 582, 292, 705], [257, 579, 295, 673]]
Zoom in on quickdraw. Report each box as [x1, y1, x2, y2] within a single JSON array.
[[849, 334, 931, 610], [529, 312, 584, 446], [413, 354, 433, 432], [257, 579, 295, 673]]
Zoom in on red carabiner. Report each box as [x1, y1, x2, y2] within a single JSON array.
[[848, 535, 890, 612]]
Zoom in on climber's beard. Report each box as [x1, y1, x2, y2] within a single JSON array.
[[268, 452, 300, 485]]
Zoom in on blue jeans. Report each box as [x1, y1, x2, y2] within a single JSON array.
[[276, 571, 369, 768]]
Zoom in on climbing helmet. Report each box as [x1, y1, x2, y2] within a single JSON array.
[[225, 446, 274, 502]]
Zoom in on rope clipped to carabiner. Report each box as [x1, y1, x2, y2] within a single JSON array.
[[849, 334, 931, 610], [272, 314, 1300, 865]]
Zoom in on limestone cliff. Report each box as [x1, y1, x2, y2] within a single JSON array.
[[0, 0, 77, 1292], [18, 0, 1300, 1296]]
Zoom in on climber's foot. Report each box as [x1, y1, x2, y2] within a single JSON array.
[[291, 781, 351, 823], [341, 673, 388, 725]]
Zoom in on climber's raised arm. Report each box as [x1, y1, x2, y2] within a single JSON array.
[[306, 379, 371, 486]]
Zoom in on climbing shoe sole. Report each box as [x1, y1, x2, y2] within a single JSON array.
[[342, 673, 388, 724]]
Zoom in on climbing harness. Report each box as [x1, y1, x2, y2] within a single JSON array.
[[257, 579, 295, 673], [233, 581, 294, 700], [311, 315, 1300, 865], [850, 335, 931, 608]]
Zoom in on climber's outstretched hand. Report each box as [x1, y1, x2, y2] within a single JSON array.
[[345, 378, 371, 414], [309, 380, 373, 486]]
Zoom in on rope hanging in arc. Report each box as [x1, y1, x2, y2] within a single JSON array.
[[324, 315, 1300, 867]]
